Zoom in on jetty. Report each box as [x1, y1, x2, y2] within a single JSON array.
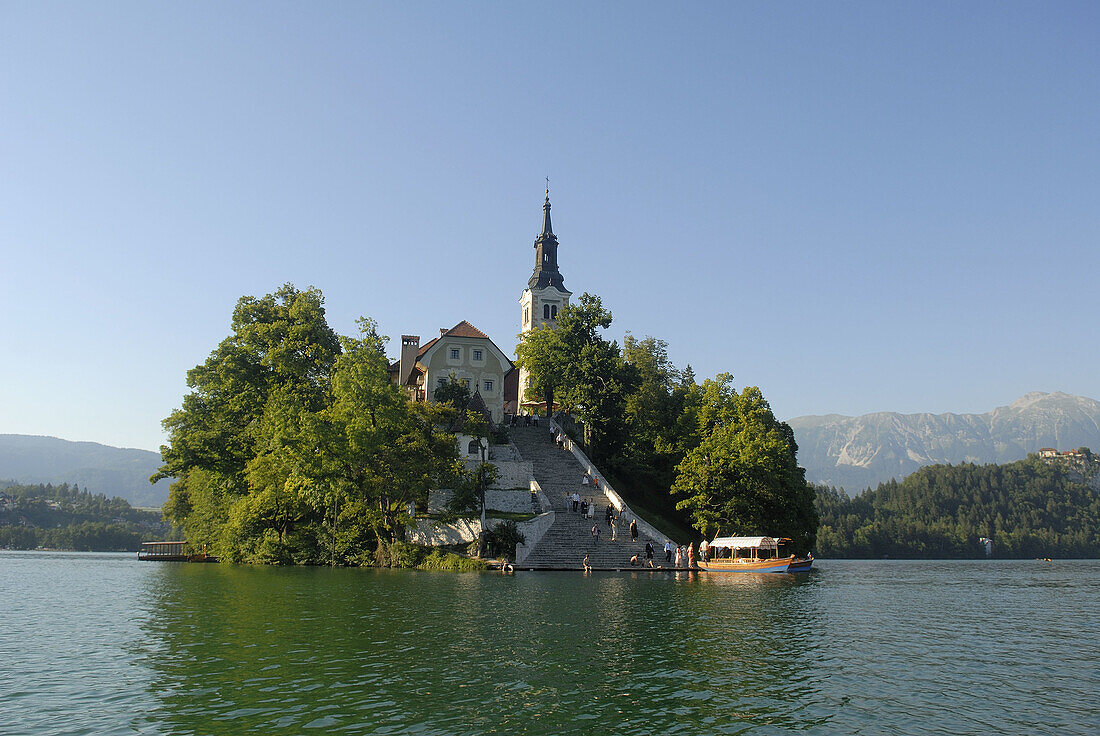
[[138, 541, 217, 562]]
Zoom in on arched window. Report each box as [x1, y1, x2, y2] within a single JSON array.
[[543, 304, 550, 319], [551, 305, 557, 318], [467, 440, 480, 455]]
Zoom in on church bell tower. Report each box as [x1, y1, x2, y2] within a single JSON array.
[[518, 190, 572, 411]]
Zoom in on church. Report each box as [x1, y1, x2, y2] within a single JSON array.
[[388, 192, 572, 422]]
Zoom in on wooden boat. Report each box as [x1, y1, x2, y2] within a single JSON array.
[[699, 536, 793, 573], [776, 538, 814, 573], [786, 555, 814, 573]]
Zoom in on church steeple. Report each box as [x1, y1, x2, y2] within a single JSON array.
[[541, 192, 553, 236], [529, 192, 566, 291]]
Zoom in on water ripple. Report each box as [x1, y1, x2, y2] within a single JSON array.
[[1, 554, 1098, 734]]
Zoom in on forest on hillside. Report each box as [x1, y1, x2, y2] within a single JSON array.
[[0, 482, 166, 551], [814, 454, 1100, 558]]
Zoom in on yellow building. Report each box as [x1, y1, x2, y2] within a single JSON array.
[[388, 320, 515, 424]]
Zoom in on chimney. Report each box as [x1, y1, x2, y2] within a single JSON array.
[[399, 335, 420, 386]]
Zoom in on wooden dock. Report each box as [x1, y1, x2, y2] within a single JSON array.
[[137, 541, 218, 562]]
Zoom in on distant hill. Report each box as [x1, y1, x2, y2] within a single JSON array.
[[788, 392, 1100, 493], [0, 435, 169, 507]]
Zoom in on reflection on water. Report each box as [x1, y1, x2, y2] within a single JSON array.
[[1, 554, 1097, 735]]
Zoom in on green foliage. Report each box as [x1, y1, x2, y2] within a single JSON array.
[[374, 540, 488, 571], [516, 293, 636, 460], [671, 376, 818, 554], [484, 520, 526, 561], [446, 461, 499, 518], [815, 456, 1100, 558], [155, 287, 463, 566], [433, 373, 471, 412], [516, 291, 814, 549], [0, 482, 165, 551]]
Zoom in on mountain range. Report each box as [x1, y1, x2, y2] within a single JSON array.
[[4, 391, 1099, 507], [0, 435, 169, 508], [788, 392, 1100, 493]]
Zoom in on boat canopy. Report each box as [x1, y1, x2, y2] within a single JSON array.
[[709, 536, 777, 550]]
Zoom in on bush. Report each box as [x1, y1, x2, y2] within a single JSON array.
[[484, 520, 526, 561], [374, 540, 488, 571]]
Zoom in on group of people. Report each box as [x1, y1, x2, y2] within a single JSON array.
[[551, 427, 568, 449], [590, 515, 639, 545], [509, 413, 539, 427]]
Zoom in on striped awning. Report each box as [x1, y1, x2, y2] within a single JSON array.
[[709, 536, 777, 550]]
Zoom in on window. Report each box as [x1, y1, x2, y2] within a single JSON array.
[[543, 304, 550, 319], [450, 348, 460, 359], [484, 380, 493, 392], [473, 349, 482, 361], [467, 440, 480, 455], [524, 307, 529, 324], [461, 379, 470, 389], [551, 305, 557, 318]]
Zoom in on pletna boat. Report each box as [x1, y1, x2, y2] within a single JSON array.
[[776, 537, 814, 573], [699, 536, 793, 573]]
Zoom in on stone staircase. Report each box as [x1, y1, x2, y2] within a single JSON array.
[[509, 425, 670, 570]]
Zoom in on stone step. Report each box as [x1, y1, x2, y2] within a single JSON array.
[[508, 424, 673, 569]]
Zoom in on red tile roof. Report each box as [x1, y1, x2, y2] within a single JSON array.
[[443, 320, 490, 339]]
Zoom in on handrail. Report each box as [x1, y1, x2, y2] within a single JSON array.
[[549, 419, 673, 545]]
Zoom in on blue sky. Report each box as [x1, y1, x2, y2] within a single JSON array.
[[2, 2, 1097, 451]]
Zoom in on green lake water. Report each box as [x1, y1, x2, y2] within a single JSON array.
[[1, 551, 1096, 735]]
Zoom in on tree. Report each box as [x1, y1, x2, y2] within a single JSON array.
[[155, 289, 463, 564], [514, 322, 566, 417], [516, 293, 636, 460], [671, 375, 817, 554], [156, 284, 341, 556], [445, 409, 497, 556], [433, 373, 472, 412]]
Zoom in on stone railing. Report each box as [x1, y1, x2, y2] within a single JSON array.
[[514, 476, 554, 563], [549, 419, 672, 545], [515, 509, 555, 565]]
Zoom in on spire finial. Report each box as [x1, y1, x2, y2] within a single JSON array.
[[540, 182, 553, 236]]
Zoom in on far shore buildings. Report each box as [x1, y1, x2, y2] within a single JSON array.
[[388, 191, 572, 422]]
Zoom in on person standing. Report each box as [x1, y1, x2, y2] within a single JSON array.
[[591, 523, 600, 544], [610, 519, 617, 542], [572, 491, 580, 512], [664, 539, 673, 563], [699, 538, 709, 563], [583, 553, 591, 573], [605, 504, 613, 527], [582, 474, 590, 487], [629, 519, 638, 542], [645, 541, 654, 562], [688, 542, 696, 568], [675, 546, 683, 568]]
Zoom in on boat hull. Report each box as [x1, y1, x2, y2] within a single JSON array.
[[699, 555, 794, 573], [786, 556, 814, 573]]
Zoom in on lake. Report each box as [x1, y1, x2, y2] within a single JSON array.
[[1, 552, 1096, 735]]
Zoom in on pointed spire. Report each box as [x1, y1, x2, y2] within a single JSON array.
[[541, 190, 553, 236], [529, 190, 565, 292]]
